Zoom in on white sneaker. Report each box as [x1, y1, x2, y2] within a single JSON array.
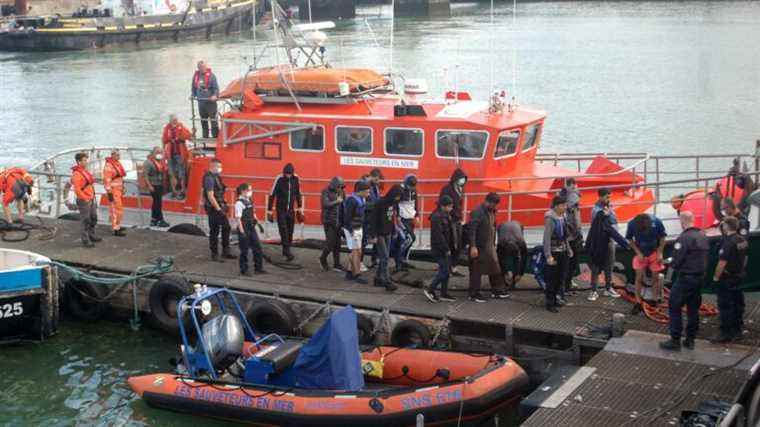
[[360, 263, 369, 272], [587, 291, 599, 302], [604, 288, 621, 298]]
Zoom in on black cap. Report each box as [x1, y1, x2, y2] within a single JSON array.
[[355, 180, 370, 192]]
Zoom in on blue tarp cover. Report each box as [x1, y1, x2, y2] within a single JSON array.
[[293, 305, 365, 391]]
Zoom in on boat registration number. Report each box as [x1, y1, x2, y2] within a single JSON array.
[[0, 302, 23, 319]]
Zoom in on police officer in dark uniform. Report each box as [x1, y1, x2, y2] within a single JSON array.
[[711, 216, 748, 342], [721, 197, 750, 237], [203, 158, 236, 262], [235, 183, 266, 276], [660, 211, 710, 351]]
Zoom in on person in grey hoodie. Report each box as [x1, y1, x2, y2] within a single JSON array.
[[497, 221, 528, 289], [543, 195, 572, 312], [320, 176, 345, 272]]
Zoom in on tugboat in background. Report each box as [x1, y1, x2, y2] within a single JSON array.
[[0, 0, 264, 51]]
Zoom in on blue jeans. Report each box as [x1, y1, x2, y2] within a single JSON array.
[[430, 253, 451, 294], [717, 278, 744, 337], [374, 235, 391, 283], [668, 274, 703, 340]]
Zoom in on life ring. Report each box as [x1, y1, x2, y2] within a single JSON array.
[[245, 299, 297, 336], [391, 319, 431, 348], [63, 280, 108, 322], [148, 275, 193, 335], [357, 314, 375, 345], [168, 223, 206, 236]]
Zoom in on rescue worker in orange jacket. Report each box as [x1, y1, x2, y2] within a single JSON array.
[[103, 149, 127, 236], [0, 167, 34, 223], [72, 152, 101, 247], [162, 114, 193, 199]]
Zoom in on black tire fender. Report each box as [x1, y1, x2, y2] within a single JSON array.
[[168, 223, 206, 237], [356, 314, 375, 346], [149, 275, 193, 335], [391, 319, 431, 348], [245, 299, 297, 336], [63, 280, 108, 322]]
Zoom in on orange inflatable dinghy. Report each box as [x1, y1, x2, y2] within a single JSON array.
[[129, 345, 528, 426]]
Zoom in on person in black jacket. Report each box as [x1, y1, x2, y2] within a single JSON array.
[[320, 176, 345, 272], [439, 168, 468, 275], [371, 184, 403, 291], [424, 195, 456, 303], [467, 192, 509, 302], [267, 163, 302, 261], [584, 202, 629, 302]]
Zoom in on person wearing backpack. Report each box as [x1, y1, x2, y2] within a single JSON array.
[[342, 181, 371, 284]]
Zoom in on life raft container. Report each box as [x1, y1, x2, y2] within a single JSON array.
[[128, 346, 528, 426], [220, 66, 390, 98]]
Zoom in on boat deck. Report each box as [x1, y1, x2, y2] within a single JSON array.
[[522, 330, 756, 427]]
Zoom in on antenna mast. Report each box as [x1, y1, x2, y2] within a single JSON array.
[[389, 0, 395, 78]]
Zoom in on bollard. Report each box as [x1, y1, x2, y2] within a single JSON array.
[[416, 413, 424, 427], [611, 313, 626, 338]]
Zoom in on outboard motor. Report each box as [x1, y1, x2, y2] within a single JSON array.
[[201, 314, 244, 372]]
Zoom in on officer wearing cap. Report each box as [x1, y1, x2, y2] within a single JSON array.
[[660, 211, 709, 351], [711, 216, 748, 343]]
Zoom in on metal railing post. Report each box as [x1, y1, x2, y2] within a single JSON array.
[[702, 179, 709, 226], [507, 193, 513, 221], [695, 157, 700, 180], [54, 175, 62, 218], [654, 157, 660, 216]]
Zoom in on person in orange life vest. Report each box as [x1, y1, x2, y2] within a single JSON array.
[[71, 152, 101, 247], [103, 149, 127, 236], [191, 60, 220, 139], [0, 168, 33, 223], [143, 147, 171, 228], [162, 114, 192, 199]]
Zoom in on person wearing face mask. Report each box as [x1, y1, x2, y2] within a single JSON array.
[[439, 168, 468, 276], [143, 147, 170, 228], [467, 192, 510, 303], [235, 183, 266, 276], [203, 158, 235, 262], [267, 163, 303, 262]]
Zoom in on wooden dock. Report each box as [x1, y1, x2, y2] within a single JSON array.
[[3, 217, 758, 424]]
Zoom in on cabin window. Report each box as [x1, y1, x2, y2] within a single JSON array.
[[494, 130, 520, 158], [522, 123, 542, 151], [435, 130, 488, 159], [290, 126, 325, 152], [336, 126, 373, 154], [385, 128, 423, 156]]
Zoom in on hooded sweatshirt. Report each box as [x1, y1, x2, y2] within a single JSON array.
[[439, 168, 467, 222], [398, 174, 418, 220], [585, 209, 629, 267], [543, 209, 569, 258], [268, 163, 302, 212], [372, 184, 403, 237], [321, 176, 344, 226]]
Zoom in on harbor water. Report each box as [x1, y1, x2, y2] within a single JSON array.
[[1, 1, 759, 425]]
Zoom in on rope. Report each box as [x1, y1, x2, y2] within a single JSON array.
[[0, 217, 57, 242], [53, 256, 174, 330]]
